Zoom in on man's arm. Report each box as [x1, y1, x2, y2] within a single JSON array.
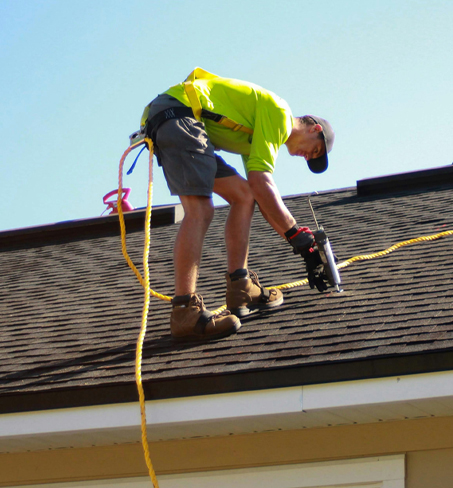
[[248, 170, 330, 292], [247, 170, 296, 237]]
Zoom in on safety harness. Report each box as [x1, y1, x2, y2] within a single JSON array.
[[141, 68, 254, 143]]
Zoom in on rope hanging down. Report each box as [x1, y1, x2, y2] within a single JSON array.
[[117, 142, 453, 487], [118, 139, 160, 488]]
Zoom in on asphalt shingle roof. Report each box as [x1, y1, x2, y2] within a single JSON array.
[[1, 169, 453, 412]]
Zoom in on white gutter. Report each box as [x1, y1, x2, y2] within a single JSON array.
[[1, 370, 453, 452]]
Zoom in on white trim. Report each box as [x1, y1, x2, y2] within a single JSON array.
[[303, 368, 453, 409], [1, 370, 453, 451], [7, 455, 405, 488], [0, 386, 302, 437]]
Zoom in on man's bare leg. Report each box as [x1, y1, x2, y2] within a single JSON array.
[[171, 193, 241, 341], [214, 174, 283, 316], [174, 175, 254, 295], [213, 175, 255, 273], [174, 195, 214, 296]]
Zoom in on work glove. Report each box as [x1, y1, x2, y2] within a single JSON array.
[[286, 227, 328, 292], [303, 247, 328, 292]]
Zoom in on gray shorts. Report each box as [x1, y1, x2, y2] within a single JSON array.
[[147, 94, 238, 197]]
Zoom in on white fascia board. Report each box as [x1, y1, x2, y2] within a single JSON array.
[[302, 368, 453, 409], [0, 403, 141, 437], [150, 382, 303, 423], [0, 387, 303, 438], [1, 370, 453, 448]]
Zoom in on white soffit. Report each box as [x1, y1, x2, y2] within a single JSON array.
[[1, 370, 453, 452]]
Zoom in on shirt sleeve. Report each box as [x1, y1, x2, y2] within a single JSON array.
[[243, 91, 292, 174]]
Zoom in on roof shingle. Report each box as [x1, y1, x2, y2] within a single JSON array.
[[1, 170, 453, 412]]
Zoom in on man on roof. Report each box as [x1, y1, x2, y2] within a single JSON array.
[[140, 68, 335, 342]]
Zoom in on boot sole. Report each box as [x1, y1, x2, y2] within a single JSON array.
[[171, 317, 242, 343], [230, 295, 284, 318]]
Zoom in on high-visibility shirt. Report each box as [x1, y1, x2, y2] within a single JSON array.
[[164, 71, 293, 174]]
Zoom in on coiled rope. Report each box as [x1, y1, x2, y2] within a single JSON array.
[[117, 142, 453, 486]]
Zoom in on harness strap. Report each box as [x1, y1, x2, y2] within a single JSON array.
[[184, 80, 203, 121], [145, 106, 193, 141], [145, 106, 254, 144], [183, 68, 254, 136], [214, 114, 253, 135]]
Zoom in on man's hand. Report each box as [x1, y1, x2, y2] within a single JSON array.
[[286, 226, 328, 292], [303, 248, 328, 292], [286, 227, 314, 256]]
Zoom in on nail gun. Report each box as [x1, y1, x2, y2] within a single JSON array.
[[308, 197, 343, 293]]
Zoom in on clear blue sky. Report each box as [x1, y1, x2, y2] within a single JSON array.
[[1, 0, 452, 231]]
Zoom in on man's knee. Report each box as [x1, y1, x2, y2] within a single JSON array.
[[214, 175, 255, 207], [180, 195, 215, 226]]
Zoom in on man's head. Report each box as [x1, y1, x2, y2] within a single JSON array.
[[285, 115, 335, 173]]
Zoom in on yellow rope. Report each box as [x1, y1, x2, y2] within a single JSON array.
[[117, 144, 171, 302], [118, 140, 453, 485], [206, 231, 453, 315], [118, 140, 160, 488], [336, 230, 453, 269], [212, 230, 453, 312]]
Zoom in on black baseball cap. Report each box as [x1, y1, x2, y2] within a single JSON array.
[[307, 115, 335, 174]]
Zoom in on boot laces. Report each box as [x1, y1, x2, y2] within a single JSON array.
[[192, 294, 231, 318], [248, 270, 278, 296], [191, 294, 205, 311], [248, 269, 261, 287]]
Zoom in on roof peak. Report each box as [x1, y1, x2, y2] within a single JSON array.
[[357, 164, 453, 196]]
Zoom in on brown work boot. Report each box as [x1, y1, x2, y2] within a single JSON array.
[[225, 269, 284, 318], [170, 294, 241, 342]]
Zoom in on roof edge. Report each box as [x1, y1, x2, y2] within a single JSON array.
[[1, 349, 453, 415], [0, 204, 184, 249], [2, 372, 453, 450], [357, 164, 453, 196]]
